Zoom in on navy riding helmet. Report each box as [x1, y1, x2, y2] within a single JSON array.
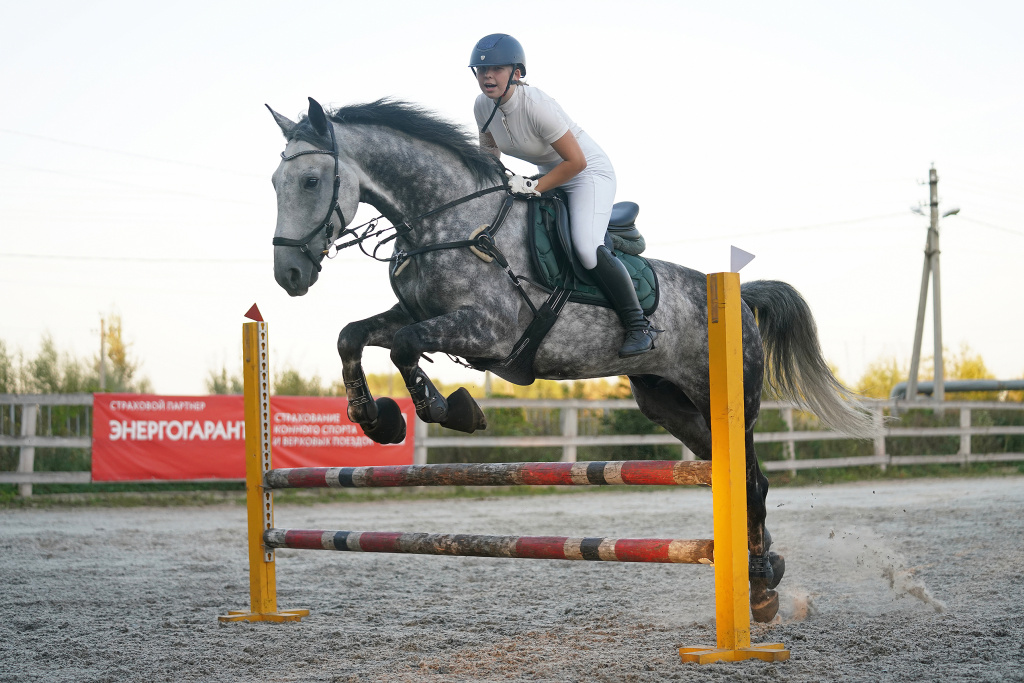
[[469, 33, 526, 76]]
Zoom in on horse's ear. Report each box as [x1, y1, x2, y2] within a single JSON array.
[[266, 104, 297, 137], [307, 97, 328, 136]]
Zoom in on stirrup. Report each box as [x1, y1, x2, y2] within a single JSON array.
[[619, 324, 661, 358]]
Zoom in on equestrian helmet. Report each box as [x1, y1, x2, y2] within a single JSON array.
[[469, 34, 526, 77]]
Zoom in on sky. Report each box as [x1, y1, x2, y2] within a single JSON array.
[[1, 1, 1022, 395]]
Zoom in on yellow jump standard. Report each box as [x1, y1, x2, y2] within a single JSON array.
[[219, 315, 308, 623], [678, 272, 789, 663]]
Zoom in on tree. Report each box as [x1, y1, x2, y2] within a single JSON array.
[[20, 335, 91, 394], [274, 368, 327, 396], [97, 315, 151, 393], [946, 343, 994, 381], [205, 366, 243, 394], [0, 340, 15, 393], [0, 317, 151, 395], [856, 357, 907, 399], [944, 343, 997, 401]]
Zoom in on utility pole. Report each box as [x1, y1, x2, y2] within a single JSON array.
[[906, 165, 950, 403], [99, 317, 107, 392]]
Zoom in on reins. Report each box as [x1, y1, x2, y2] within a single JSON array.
[[323, 183, 509, 264]]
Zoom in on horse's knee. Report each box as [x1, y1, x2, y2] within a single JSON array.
[[390, 327, 422, 367], [337, 323, 366, 360]]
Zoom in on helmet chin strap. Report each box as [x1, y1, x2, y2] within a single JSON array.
[[480, 70, 518, 133]]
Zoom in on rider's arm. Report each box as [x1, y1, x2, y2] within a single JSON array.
[[534, 131, 587, 194], [479, 131, 501, 158]]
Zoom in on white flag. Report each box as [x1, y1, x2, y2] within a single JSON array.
[[730, 246, 756, 273]]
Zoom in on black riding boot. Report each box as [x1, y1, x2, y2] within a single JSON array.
[[588, 246, 660, 357]]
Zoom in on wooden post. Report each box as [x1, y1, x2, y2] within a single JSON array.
[[219, 319, 308, 623], [414, 417, 429, 465], [959, 407, 971, 466], [783, 406, 796, 477], [18, 404, 38, 498], [560, 407, 578, 463], [679, 272, 789, 664], [873, 406, 888, 472]]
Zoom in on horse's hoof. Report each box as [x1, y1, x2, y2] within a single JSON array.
[[768, 552, 785, 590], [361, 397, 406, 444], [440, 387, 487, 433], [751, 589, 780, 623]]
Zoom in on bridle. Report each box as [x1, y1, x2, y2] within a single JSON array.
[[272, 123, 348, 272], [272, 117, 516, 276]]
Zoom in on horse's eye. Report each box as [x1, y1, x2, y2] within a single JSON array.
[[304, 177, 319, 189]]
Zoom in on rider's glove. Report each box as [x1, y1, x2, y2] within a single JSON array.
[[508, 174, 541, 197]]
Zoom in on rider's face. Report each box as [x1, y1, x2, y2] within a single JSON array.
[[476, 64, 518, 101]]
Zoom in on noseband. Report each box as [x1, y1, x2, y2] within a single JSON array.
[[272, 123, 349, 272]]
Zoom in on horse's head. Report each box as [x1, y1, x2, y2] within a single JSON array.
[[267, 98, 361, 296]]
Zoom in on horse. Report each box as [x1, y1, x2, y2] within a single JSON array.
[[267, 97, 875, 622]]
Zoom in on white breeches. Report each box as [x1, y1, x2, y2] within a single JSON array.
[[538, 131, 616, 270]]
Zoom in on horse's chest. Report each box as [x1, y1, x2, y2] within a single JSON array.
[[391, 258, 472, 319]]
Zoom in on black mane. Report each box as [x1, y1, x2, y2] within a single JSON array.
[[287, 98, 501, 184]]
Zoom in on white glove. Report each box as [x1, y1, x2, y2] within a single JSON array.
[[508, 174, 541, 197]]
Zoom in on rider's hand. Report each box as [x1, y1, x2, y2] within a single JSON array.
[[508, 174, 541, 197]]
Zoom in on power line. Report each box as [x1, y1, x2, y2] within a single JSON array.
[[660, 213, 908, 245], [0, 128, 265, 179], [0, 161, 263, 207], [0, 253, 267, 264], [957, 216, 1024, 237], [943, 180, 1024, 208]]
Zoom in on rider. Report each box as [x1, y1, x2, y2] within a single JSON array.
[[469, 33, 660, 358]]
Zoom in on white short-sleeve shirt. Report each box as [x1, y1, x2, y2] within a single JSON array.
[[474, 86, 584, 167]]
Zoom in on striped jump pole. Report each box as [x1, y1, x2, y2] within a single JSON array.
[[265, 530, 714, 564], [264, 460, 711, 489]]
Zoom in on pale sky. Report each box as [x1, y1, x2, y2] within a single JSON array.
[[2, 1, 1022, 394]]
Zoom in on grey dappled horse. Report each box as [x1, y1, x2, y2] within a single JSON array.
[[268, 97, 874, 622]]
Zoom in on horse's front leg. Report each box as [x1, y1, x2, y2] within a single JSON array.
[[337, 304, 415, 444], [390, 306, 513, 434]]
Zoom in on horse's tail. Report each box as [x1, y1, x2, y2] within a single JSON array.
[[741, 279, 876, 438]]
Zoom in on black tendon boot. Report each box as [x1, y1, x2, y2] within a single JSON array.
[[589, 246, 661, 357]]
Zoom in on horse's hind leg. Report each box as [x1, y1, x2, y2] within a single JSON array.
[[745, 429, 784, 622], [628, 375, 711, 457], [630, 375, 783, 622]]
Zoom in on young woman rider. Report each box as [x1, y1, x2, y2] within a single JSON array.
[[469, 33, 661, 358]]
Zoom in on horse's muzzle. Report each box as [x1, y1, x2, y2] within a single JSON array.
[[274, 251, 319, 296]]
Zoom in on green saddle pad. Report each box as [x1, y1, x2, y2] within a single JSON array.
[[529, 198, 659, 315]]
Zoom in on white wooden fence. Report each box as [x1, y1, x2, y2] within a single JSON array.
[[2, 394, 1023, 497]]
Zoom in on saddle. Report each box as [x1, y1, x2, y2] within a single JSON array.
[[529, 192, 659, 315], [466, 193, 659, 386]]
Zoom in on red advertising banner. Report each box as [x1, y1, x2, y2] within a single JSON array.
[[92, 394, 414, 482]]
